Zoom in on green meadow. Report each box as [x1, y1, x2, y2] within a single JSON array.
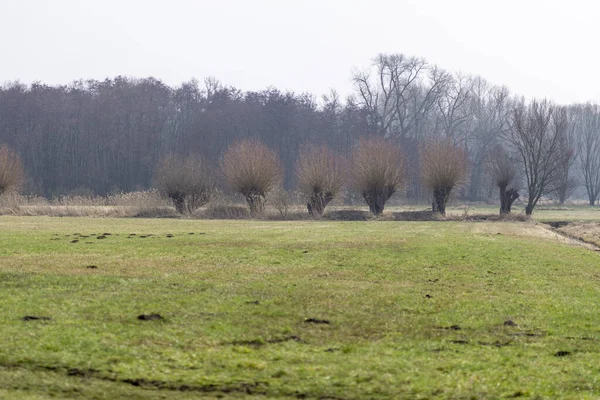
[[1, 216, 599, 399]]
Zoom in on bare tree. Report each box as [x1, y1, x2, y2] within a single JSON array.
[[572, 104, 600, 205], [420, 138, 468, 215], [221, 139, 283, 216], [296, 144, 345, 216], [153, 153, 215, 214], [462, 80, 512, 200], [352, 53, 449, 139], [0, 145, 25, 196], [553, 148, 577, 205], [487, 145, 519, 214], [436, 73, 474, 141], [352, 137, 405, 215], [507, 99, 570, 215]]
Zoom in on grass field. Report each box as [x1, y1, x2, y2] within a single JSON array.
[[1, 215, 600, 399]]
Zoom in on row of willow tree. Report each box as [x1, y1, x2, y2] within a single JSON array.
[[1, 53, 600, 208], [153, 137, 466, 217]]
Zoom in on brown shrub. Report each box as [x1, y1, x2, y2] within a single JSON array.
[[153, 154, 215, 214], [352, 137, 405, 215], [0, 145, 25, 196], [270, 187, 291, 218], [420, 138, 467, 215], [220, 139, 283, 216], [296, 144, 345, 216]]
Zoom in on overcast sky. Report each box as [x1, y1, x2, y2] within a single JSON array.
[[0, 0, 597, 104]]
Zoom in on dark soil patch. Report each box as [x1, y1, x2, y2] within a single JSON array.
[[436, 325, 461, 331], [69, 239, 79, 243], [137, 314, 164, 321], [425, 294, 432, 298], [0, 361, 268, 395], [478, 341, 511, 347], [509, 332, 544, 337], [166, 234, 174, 238], [245, 300, 260, 305], [86, 265, 98, 269], [324, 348, 340, 352], [102, 233, 112, 236], [449, 339, 469, 344], [121, 378, 268, 394], [554, 350, 571, 357], [230, 336, 302, 347], [22, 316, 51, 321], [66, 367, 99, 377], [304, 318, 330, 325], [504, 320, 518, 327], [96, 235, 107, 240]]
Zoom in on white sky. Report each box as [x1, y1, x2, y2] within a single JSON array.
[[0, 0, 597, 104]]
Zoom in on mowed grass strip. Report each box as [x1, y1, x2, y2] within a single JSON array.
[[0, 216, 599, 399]]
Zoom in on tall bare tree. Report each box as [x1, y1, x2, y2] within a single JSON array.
[[507, 100, 569, 215], [572, 104, 600, 205], [352, 53, 449, 140]]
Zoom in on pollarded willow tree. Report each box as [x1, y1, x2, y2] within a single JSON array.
[[486, 145, 519, 214], [507, 99, 570, 215], [420, 138, 468, 216], [352, 137, 405, 215], [0, 145, 25, 196], [572, 104, 600, 206], [153, 153, 216, 214], [296, 144, 345, 216], [221, 138, 283, 216]]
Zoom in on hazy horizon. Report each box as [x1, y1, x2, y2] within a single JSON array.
[[1, 0, 598, 104]]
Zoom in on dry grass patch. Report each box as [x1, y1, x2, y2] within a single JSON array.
[[551, 221, 600, 247]]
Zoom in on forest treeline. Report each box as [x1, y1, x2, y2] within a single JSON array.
[[1, 53, 599, 204]]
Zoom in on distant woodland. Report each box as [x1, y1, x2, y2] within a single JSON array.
[[1, 53, 598, 204]]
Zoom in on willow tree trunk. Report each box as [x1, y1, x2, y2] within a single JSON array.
[[307, 190, 334, 217], [432, 186, 451, 216], [363, 186, 396, 215], [499, 184, 519, 214], [169, 192, 186, 214], [243, 191, 266, 217]]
